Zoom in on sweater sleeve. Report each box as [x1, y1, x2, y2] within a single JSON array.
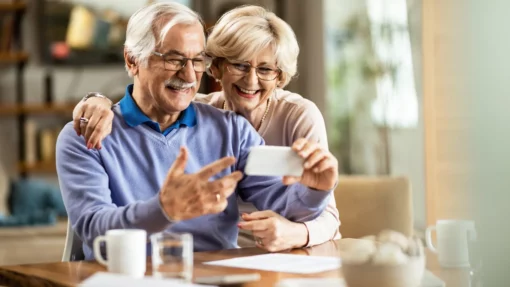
[[286, 99, 341, 245], [287, 99, 329, 149], [56, 123, 172, 248], [233, 116, 332, 222]]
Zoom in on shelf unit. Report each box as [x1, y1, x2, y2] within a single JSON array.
[[17, 161, 57, 174], [0, 52, 28, 62], [0, 2, 26, 12], [1, 1, 77, 175], [0, 103, 74, 174], [0, 103, 74, 116], [0, 1, 31, 176]]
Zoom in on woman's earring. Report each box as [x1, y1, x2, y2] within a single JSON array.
[[215, 78, 221, 83]]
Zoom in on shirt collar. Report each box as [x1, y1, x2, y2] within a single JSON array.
[[119, 84, 197, 134]]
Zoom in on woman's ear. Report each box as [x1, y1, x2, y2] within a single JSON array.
[[209, 60, 223, 82], [277, 74, 285, 88], [124, 50, 139, 76]]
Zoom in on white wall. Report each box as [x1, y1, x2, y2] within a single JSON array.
[[466, 0, 510, 283]]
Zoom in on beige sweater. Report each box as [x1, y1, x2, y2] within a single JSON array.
[[195, 89, 340, 246]]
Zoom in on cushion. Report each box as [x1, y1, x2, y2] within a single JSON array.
[[0, 179, 67, 227]]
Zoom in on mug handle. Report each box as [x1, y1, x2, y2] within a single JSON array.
[[425, 225, 438, 253], [93, 235, 108, 266]]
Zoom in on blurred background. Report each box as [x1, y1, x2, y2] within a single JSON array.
[[0, 0, 507, 284]]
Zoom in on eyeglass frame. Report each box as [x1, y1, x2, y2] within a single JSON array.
[[152, 51, 212, 72], [223, 58, 281, 81]]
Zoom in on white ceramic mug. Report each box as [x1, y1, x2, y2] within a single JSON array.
[[425, 220, 477, 268], [93, 229, 147, 278]]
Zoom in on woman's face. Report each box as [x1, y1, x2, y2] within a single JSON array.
[[217, 46, 280, 112]]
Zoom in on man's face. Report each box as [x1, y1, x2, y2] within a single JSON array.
[[136, 22, 205, 114]]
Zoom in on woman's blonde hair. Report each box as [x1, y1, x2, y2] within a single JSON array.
[[206, 5, 299, 87]]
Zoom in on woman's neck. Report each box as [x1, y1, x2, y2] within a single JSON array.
[[224, 96, 272, 131]]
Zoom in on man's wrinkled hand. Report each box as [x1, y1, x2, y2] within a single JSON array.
[[159, 147, 243, 221]]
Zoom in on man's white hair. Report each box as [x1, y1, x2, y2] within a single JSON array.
[[124, 2, 204, 77]]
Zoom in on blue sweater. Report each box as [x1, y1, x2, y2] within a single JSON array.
[[56, 94, 331, 260]]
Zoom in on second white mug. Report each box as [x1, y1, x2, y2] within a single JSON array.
[[93, 229, 147, 278], [425, 220, 477, 268]]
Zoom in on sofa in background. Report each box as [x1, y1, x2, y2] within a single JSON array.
[[0, 177, 68, 265]]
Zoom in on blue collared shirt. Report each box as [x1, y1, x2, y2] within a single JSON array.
[[119, 84, 197, 135]]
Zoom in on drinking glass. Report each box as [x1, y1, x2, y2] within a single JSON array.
[[150, 232, 193, 282]]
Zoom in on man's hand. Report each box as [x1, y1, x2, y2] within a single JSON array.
[[159, 147, 243, 221], [73, 97, 113, 150], [237, 210, 309, 252], [282, 138, 339, 191]]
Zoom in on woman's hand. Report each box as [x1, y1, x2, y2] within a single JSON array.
[[237, 210, 309, 252], [73, 97, 113, 149], [283, 138, 339, 191]]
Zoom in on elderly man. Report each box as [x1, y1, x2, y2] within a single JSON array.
[[56, 2, 338, 260]]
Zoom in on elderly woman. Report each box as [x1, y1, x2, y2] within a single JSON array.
[[72, 5, 340, 252]]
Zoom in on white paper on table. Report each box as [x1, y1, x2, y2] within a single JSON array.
[[276, 278, 346, 287], [203, 254, 341, 274], [79, 272, 217, 287]]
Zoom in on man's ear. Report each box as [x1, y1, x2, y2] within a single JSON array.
[[124, 50, 139, 76]]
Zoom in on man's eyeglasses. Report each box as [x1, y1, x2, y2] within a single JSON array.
[[225, 60, 281, 81], [152, 52, 212, 72]]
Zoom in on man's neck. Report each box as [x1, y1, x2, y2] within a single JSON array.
[[132, 87, 181, 131]]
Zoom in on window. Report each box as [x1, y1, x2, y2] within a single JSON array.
[[367, 0, 418, 128]]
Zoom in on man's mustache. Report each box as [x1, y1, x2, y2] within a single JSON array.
[[165, 78, 196, 89]]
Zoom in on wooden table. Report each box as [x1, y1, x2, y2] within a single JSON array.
[[0, 239, 471, 287]]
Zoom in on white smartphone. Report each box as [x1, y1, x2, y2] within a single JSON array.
[[245, 146, 304, 177]]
